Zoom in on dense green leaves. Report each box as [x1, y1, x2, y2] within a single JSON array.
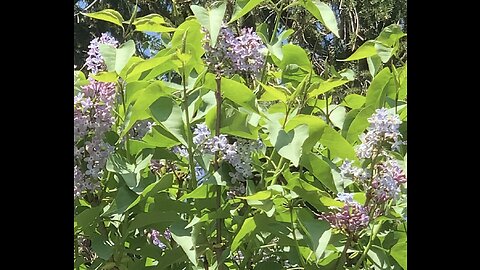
[[75, 7, 406, 269]]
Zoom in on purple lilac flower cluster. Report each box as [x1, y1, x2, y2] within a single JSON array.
[[356, 108, 404, 159], [339, 160, 370, 182], [192, 123, 263, 183], [130, 120, 154, 140], [320, 194, 370, 236], [173, 123, 263, 190], [339, 109, 407, 204], [203, 25, 266, 75], [74, 33, 118, 198], [150, 228, 172, 250], [371, 159, 407, 203], [85, 32, 119, 75]]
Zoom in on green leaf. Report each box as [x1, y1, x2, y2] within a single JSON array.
[[342, 94, 366, 109], [375, 42, 394, 63], [339, 40, 377, 61], [217, 107, 260, 140], [285, 114, 357, 161], [365, 67, 392, 108], [125, 173, 174, 211], [258, 82, 288, 102], [185, 207, 231, 228], [391, 240, 407, 269], [280, 44, 312, 71], [231, 217, 257, 251], [308, 77, 349, 97], [91, 233, 114, 260], [229, 0, 264, 23], [346, 105, 375, 143], [99, 40, 136, 74], [253, 261, 283, 270], [397, 64, 407, 100], [128, 211, 182, 231], [170, 221, 198, 266], [221, 77, 258, 113], [297, 209, 332, 261], [125, 53, 174, 82], [120, 82, 172, 138], [286, 176, 331, 212], [301, 0, 339, 37], [367, 55, 383, 77], [143, 126, 183, 148], [82, 9, 124, 28], [376, 24, 406, 47], [238, 190, 272, 200], [179, 184, 215, 200], [153, 247, 188, 268], [170, 19, 204, 71], [74, 206, 101, 230], [91, 71, 118, 82], [132, 14, 176, 33], [320, 124, 357, 160], [327, 105, 346, 129], [102, 185, 138, 216], [267, 29, 295, 60], [191, 3, 226, 47], [74, 70, 89, 95], [300, 153, 336, 193], [267, 119, 310, 166], [149, 96, 187, 145]]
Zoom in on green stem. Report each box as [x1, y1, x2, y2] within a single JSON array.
[[74, 234, 80, 270], [290, 205, 305, 267], [259, 1, 285, 84], [181, 62, 197, 189], [353, 222, 383, 270], [335, 237, 352, 270], [324, 93, 331, 159], [119, 83, 131, 161], [270, 156, 286, 186], [214, 76, 224, 270], [124, 0, 138, 39]]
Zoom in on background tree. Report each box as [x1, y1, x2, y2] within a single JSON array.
[[74, 0, 407, 88]]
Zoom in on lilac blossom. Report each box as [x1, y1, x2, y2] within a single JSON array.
[[371, 159, 407, 203], [228, 27, 266, 73], [339, 160, 370, 182], [172, 145, 189, 158], [74, 33, 118, 198], [85, 32, 119, 75], [150, 229, 167, 249], [195, 164, 207, 186], [203, 25, 266, 75], [193, 123, 211, 145], [130, 120, 154, 140], [320, 199, 370, 236], [356, 108, 404, 159]]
